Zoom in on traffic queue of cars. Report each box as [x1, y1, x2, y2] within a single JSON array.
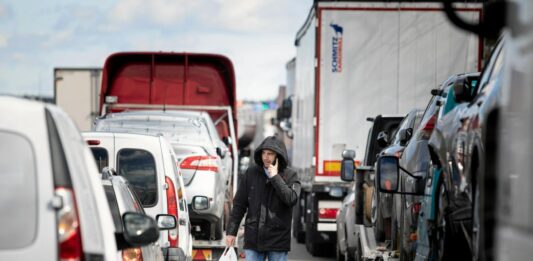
[[336, 70, 491, 260], [0, 95, 231, 261]]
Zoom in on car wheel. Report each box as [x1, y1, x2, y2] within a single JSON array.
[[472, 164, 495, 261], [372, 188, 385, 242], [431, 179, 458, 261]]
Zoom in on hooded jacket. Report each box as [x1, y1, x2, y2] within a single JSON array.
[[227, 136, 300, 251]]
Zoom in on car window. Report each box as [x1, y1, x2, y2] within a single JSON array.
[[103, 185, 123, 232], [477, 40, 504, 95], [90, 147, 108, 173], [412, 110, 424, 130], [418, 96, 437, 131], [390, 115, 410, 145], [117, 149, 157, 206], [481, 45, 504, 95], [0, 132, 37, 249]]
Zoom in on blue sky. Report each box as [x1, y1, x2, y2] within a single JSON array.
[[0, 0, 311, 101]]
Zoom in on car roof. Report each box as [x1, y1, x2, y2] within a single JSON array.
[[101, 109, 210, 120]]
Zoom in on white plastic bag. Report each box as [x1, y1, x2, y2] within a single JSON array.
[[219, 247, 238, 261]]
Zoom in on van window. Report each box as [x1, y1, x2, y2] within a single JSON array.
[[0, 132, 37, 249], [117, 149, 157, 206], [90, 148, 108, 172]]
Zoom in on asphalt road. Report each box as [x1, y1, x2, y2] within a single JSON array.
[[287, 236, 335, 261]]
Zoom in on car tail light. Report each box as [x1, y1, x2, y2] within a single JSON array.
[[86, 140, 100, 146], [412, 202, 422, 214], [55, 187, 83, 261], [422, 114, 437, 131], [319, 208, 339, 219], [122, 247, 143, 261], [180, 156, 219, 172], [165, 177, 179, 247]]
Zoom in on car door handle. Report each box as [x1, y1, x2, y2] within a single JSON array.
[[179, 217, 187, 226]]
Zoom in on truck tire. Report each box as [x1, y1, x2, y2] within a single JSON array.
[[305, 228, 319, 256]]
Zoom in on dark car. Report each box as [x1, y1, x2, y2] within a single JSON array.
[[376, 73, 480, 261], [374, 109, 424, 245], [425, 40, 503, 260]]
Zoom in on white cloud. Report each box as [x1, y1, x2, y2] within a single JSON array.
[[43, 28, 74, 47], [109, 0, 202, 26], [0, 34, 8, 48]]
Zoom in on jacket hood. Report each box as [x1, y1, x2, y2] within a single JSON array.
[[254, 136, 289, 172]]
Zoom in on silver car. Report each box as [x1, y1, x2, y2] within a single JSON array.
[[94, 110, 233, 240]]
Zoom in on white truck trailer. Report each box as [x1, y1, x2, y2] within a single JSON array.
[[54, 68, 102, 131], [290, 1, 482, 257]]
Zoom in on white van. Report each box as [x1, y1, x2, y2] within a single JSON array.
[[0, 96, 158, 260], [83, 132, 193, 261]]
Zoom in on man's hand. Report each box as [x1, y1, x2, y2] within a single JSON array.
[[268, 158, 279, 178], [226, 235, 236, 247]]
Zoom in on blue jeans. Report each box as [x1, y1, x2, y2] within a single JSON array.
[[244, 249, 288, 261]]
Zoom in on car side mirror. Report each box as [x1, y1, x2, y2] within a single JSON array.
[[192, 196, 210, 211], [377, 131, 388, 148], [156, 214, 177, 230], [399, 128, 413, 146], [340, 150, 356, 182], [376, 156, 400, 193], [216, 147, 227, 158], [122, 212, 159, 247]]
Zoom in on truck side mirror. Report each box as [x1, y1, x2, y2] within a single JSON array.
[[340, 149, 356, 182], [376, 131, 388, 148], [399, 128, 413, 146], [376, 156, 400, 193]]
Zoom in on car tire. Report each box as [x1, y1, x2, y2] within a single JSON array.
[[472, 161, 495, 261]]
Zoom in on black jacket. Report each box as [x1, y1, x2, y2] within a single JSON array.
[[227, 136, 301, 251]]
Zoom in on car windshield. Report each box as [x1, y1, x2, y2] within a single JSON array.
[[95, 116, 213, 147]]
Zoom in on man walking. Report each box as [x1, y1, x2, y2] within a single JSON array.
[[225, 136, 300, 261]]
